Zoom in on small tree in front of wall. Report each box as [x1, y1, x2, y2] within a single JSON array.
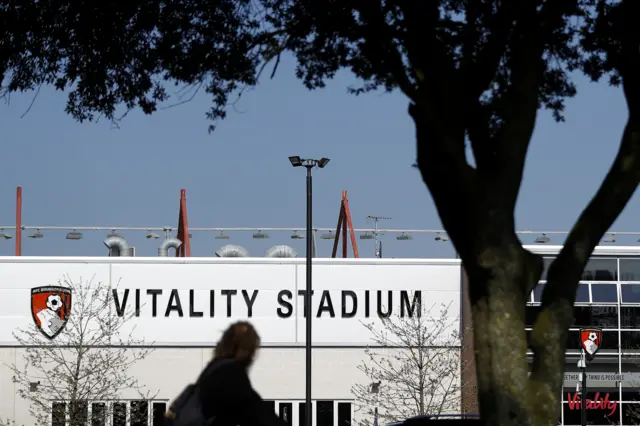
[[7, 275, 156, 426], [352, 300, 465, 424]]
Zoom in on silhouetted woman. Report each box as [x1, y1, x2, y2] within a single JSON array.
[[197, 321, 286, 426]]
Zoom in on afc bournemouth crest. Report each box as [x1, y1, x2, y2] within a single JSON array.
[[31, 286, 72, 339], [580, 328, 602, 361]]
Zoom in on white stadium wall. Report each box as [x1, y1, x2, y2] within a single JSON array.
[[0, 257, 462, 426]]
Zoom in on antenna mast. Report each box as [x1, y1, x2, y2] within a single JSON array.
[[366, 215, 391, 258]]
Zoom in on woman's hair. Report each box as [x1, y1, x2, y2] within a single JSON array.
[[213, 321, 261, 366]]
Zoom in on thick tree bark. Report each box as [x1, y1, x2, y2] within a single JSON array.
[[465, 243, 541, 426], [405, 1, 639, 425]]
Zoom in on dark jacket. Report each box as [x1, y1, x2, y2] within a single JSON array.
[[198, 357, 285, 426]]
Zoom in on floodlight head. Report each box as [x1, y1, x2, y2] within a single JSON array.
[[534, 234, 551, 244], [28, 230, 44, 239], [146, 231, 160, 239], [317, 158, 330, 168], [66, 231, 83, 240], [289, 156, 303, 167]]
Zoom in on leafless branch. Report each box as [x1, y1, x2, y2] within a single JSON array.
[[351, 298, 466, 424], [5, 275, 157, 426]]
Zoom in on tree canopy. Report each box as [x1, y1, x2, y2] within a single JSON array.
[[1, 1, 639, 425]]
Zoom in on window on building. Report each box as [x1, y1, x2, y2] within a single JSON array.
[[130, 401, 149, 426], [582, 258, 618, 281], [600, 331, 620, 350], [52, 402, 66, 426], [69, 401, 88, 426], [575, 284, 590, 303], [621, 306, 640, 328], [112, 402, 127, 426], [91, 403, 106, 426], [621, 391, 640, 402], [317, 401, 334, 426], [337, 402, 352, 426], [620, 259, 640, 281], [299, 402, 310, 426], [279, 402, 293, 426], [541, 258, 555, 280], [573, 306, 619, 328], [623, 403, 640, 425], [533, 284, 545, 303], [591, 283, 619, 303], [264, 401, 276, 413], [525, 305, 541, 327], [525, 329, 532, 349], [621, 284, 640, 303], [621, 331, 640, 351], [152, 402, 167, 426], [567, 330, 580, 350]]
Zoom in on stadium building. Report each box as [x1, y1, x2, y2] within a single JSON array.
[[1, 187, 640, 426], [0, 256, 464, 426]]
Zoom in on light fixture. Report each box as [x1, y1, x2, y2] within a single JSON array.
[[28, 229, 44, 239], [253, 231, 269, 239], [602, 234, 616, 243], [435, 232, 449, 242], [320, 231, 335, 240], [360, 232, 374, 240], [146, 231, 160, 239], [370, 381, 381, 394], [0, 229, 11, 240], [215, 232, 230, 240], [291, 231, 304, 239], [288, 156, 303, 167], [317, 158, 330, 168], [288, 156, 330, 169], [534, 234, 551, 244], [66, 231, 83, 240], [397, 233, 413, 241], [107, 230, 123, 239]]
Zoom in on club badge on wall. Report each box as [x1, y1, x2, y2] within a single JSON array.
[[580, 328, 602, 361], [31, 286, 72, 339]]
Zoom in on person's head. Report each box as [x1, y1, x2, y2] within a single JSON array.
[[213, 321, 261, 367]]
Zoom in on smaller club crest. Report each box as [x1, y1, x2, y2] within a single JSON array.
[[580, 328, 602, 361], [31, 286, 72, 339]]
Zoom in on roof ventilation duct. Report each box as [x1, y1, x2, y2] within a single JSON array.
[[158, 238, 183, 257], [215, 244, 249, 258], [265, 245, 298, 258], [104, 236, 132, 257]]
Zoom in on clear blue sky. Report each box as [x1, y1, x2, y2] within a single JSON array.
[[0, 54, 636, 258]]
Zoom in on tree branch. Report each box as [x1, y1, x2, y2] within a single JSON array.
[[353, 0, 416, 100], [480, 0, 574, 208], [530, 0, 640, 388]]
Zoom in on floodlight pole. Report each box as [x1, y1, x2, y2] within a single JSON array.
[[289, 156, 330, 426], [305, 163, 313, 426]]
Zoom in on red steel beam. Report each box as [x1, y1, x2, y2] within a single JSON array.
[[15, 186, 22, 256]]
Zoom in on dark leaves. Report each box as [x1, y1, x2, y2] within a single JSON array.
[[0, 0, 625, 131]]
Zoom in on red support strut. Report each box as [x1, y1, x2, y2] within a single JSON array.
[[15, 186, 22, 256], [331, 190, 359, 258], [176, 189, 191, 257]]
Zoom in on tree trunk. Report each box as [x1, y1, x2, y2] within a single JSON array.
[[464, 239, 541, 426]]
